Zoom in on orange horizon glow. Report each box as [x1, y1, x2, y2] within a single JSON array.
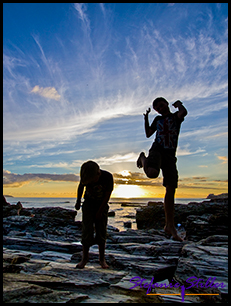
[[3, 181, 227, 199]]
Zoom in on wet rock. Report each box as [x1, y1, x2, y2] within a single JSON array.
[[20, 206, 77, 222], [3, 215, 32, 235], [136, 202, 188, 229], [108, 210, 115, 217], [184, 213, 228, 241], [3, 272, 90, 303], [3, 195, 11, 206], [3, 201, 23, 218], [3, 200, 228, 303], [123, 221, 132, 228], [136, 198, 228, 242], [174, 235, 228, 302], [3, 212, 82, 244], [3, 236, 82, 254], [198, 234, 228, 247], [107, 225, 119, 232]]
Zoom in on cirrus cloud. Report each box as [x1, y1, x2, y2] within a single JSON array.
[[31, 85, 61, 101], [216, 155, 228, 164], [3, 169, 79, 188]]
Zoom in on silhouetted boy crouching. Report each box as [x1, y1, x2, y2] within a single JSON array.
[[75, 161, 113, 268]]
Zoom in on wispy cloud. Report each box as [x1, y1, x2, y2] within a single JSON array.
[[93, 153, 137, 165], [3, 4, 228, 182], [3, 170, 79, 187], [3, 168, 228, 192], [4, 5, 227, 144], [31, 85, 61, 101], [178, 176, 228, 190], [99, 3, 106, 16], [23, 153, 138, 170], [32, 34, 54, 78], [3, 54, 26, 79], [177, 146, 206, 156], [19, 146, 209, 173], [180, 124, 228, 141], [205, 132, 228, 139], [216, 155, 228, 164], [74, 3, 90, 33]]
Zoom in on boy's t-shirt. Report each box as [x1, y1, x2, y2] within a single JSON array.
[[84, 170, 113, 202], [150, 111, 184, 155]]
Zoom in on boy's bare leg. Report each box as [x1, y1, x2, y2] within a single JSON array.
[[76, 245, 89, 268], [98, 243, 109, 269], [164, 186, 183, 241], [137, 152, 159, 178]]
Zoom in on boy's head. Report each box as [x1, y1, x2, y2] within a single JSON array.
[[80, 161, 101, 185], [153, 97, 170, 115]]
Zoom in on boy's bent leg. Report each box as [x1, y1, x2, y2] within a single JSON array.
[[164, 185, 183, 242], [137, 152, 159, 178], [137, 152, 145, 168]]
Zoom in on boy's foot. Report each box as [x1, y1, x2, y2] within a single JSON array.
[[137, 152, 145, 168], [75, 258, 88, 269], [100, 259, 109, 269], [164, 226, 183, 242]]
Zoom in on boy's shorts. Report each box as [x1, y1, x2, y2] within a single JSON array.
[[147, 144, 178, 188], [81, 200, 109, 247]]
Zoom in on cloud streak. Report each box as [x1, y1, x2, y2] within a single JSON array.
[[20, 147, 208, 171], [31, 85, 61, 101], [74, 3, 90, 34], [3, 169, 228, 192], [3, 4, 227, 145], [216, 155, 228, 164], [3, 170, 79, 188], [3, 4, 228, 190]]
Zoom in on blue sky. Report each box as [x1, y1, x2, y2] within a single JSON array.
[[3, 3, 228, 198]]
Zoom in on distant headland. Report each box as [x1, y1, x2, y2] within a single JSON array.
[[206, 193, 228, 200]]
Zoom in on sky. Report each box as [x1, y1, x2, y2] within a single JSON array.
[[3, 3, 228, 199]]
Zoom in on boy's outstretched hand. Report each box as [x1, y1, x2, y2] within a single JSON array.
[[143, 107, 151, 118]]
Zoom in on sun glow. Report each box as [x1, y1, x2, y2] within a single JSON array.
[[112, 184, 147, 198], [118, 170, 131, 177]]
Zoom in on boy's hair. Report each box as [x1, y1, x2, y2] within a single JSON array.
[[80, 161, 100, 185], [153, 97, 169, 109]]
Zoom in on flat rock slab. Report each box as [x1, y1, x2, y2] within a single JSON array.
[[3, 201, 228, 304], [3, 236, 82, 253], [174, 236, 228, 302], [3, 247, 148, 303]]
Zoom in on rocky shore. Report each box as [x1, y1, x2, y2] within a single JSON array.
[[3, 195, 228, 303]]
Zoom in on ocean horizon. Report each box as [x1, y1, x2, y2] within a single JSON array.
[[4, 196, 209, 207], [4, 196, 209, 231]]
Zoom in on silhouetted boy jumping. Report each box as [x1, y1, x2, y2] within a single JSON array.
[[137, 97, 187, 241]]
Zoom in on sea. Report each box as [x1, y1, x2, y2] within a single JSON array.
[[4, 196, 209, 232]]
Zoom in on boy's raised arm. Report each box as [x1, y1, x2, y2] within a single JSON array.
[[144, 108, 155, 138], [173, 100, 187, 119]]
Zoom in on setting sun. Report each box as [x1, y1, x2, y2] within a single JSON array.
[[112, 184, 147, 198]]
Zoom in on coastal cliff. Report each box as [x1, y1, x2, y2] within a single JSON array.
[[3, 195, 228, 303]]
